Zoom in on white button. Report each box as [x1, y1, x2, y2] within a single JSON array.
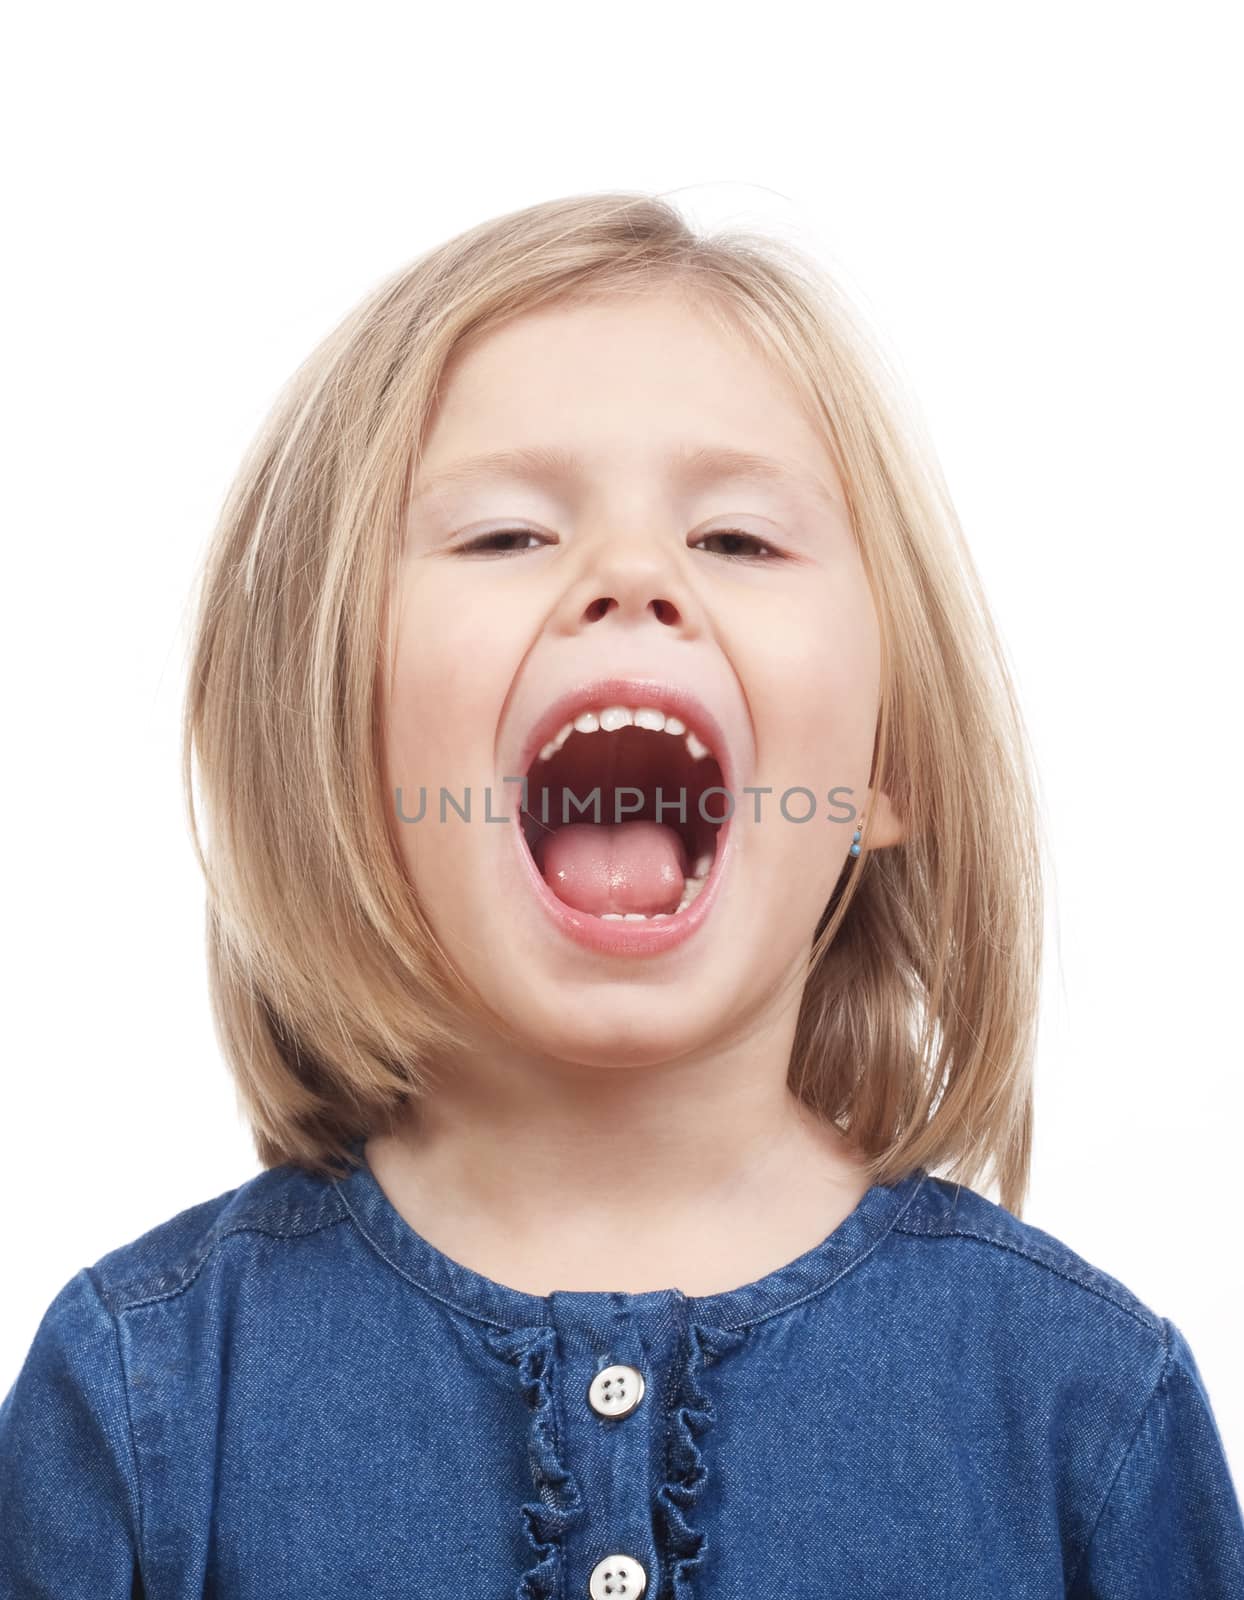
[[588, 1553, 647, 1598], [587, 1363, 646, 1419]]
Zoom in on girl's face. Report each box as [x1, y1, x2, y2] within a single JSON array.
[[385, 287, 894, 1068]]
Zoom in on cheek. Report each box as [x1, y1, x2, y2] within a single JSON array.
[[736, 570, 881, 781], [385, 572, 514, 770], [382, 572, 531, 889]]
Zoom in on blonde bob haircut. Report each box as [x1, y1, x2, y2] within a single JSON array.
[[182, 189, 1045, 1217]]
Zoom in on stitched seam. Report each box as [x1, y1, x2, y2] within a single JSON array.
[[333, 1180, 529, 1333], [892, 1222, 1162, 1334], [1064, 1316, 1172, 1592], [107, 1215, 352, 1313], [83, 1264, 147, 1573], [722, 1172, 932, 1333]]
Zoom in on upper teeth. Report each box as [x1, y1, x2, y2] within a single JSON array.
[[537, 704, 713, 764]]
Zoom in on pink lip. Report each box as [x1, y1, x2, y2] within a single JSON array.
[[503, 675, 738, 957]]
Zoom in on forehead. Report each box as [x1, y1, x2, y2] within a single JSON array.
[[410, 292, 847, 512]]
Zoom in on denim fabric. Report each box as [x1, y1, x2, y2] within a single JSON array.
[[3, 1136, 1242, 1598]]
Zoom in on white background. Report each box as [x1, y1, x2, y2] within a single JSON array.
[[4, 0, 1242, 1491]]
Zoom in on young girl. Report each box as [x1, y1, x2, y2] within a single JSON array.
[[2, 191, 1241, 1598]]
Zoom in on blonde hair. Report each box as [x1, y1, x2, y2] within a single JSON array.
[[182, 190, 1045, 1216]]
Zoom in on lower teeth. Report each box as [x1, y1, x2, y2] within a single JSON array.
[[596, 870, 709, 921]]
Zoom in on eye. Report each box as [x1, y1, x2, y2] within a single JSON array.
[[453, 525, 786, 561], [454, 528, 555, 557], [692, 527, 786, 562]]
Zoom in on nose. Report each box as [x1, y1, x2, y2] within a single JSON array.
[[556, 532, 702, 638]]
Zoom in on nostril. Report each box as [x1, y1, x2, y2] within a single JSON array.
[[582, 597, 681, 623]]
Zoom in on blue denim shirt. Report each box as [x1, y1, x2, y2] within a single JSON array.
[[3, 1136, 1242, 1598]]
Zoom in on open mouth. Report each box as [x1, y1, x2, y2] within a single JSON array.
[[518, 704, 728, 923]]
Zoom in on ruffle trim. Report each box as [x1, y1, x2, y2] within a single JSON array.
[[484, 1324, 585, 1600], [486, 1316, 749, 1599], [656, 1319, 751, 1596]]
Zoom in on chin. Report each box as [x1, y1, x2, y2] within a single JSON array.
[[496, 989, 731, 1072]]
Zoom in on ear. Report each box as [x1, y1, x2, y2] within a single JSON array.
[[860, 785, 905, 848]]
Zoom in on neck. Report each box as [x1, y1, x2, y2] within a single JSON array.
[[363, 1023, 874, 1297]]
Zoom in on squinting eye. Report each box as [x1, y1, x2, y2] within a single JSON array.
[[693, 528, 786, 562], [453, 526, 786, 561], [455, 528, 555, 557]]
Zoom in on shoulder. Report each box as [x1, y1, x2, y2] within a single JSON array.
[[898, 1172, 1164, 1330], [886, 1176, 1212, 1516], [885, 1178, 1244, 1587], [893, 1173, 1178, 1388], [0, 1164, 355, 1589], [82, 1160, 348, 1317], [6, 1163, 356, 1450]]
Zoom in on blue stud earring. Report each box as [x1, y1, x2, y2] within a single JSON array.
[[850, 815, 864, 857]]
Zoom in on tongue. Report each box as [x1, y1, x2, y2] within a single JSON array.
[[534, 821, 689, 916]]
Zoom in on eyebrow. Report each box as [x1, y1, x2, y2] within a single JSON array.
[[410, 443, 841, 509]]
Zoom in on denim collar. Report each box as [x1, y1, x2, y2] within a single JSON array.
[[332, 1132, 930, 1333]]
